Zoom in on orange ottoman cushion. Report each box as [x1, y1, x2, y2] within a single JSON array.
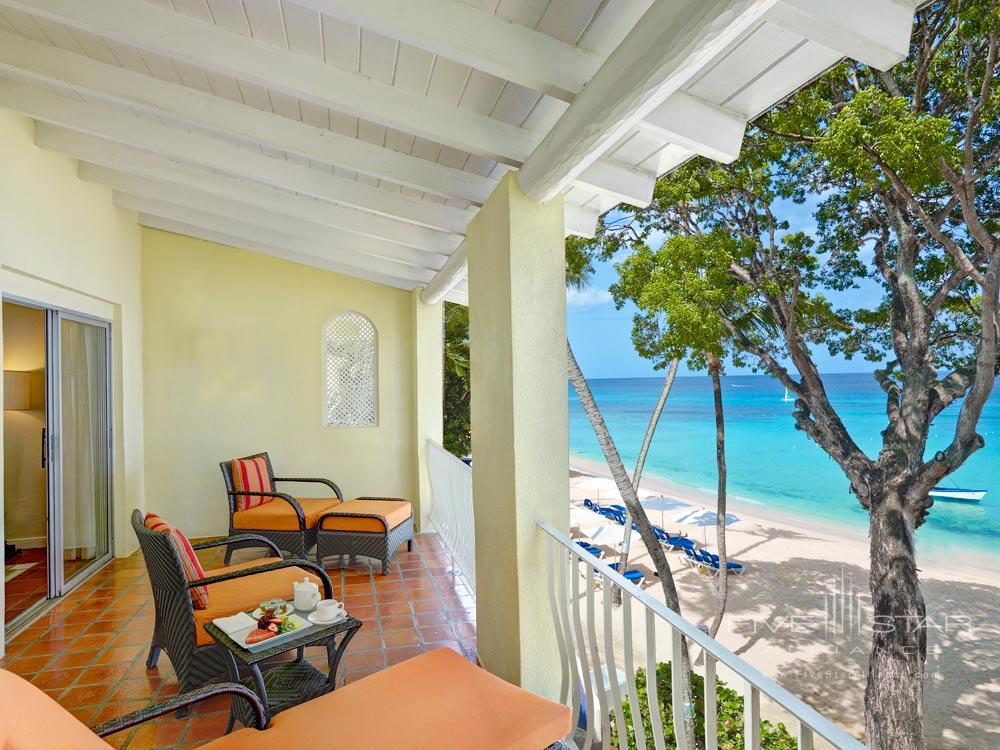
[[201, 648, 570, 750], [233, 498, 342, 531], [318, 498, 412, 533]]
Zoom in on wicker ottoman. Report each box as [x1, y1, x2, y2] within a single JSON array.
[[316, 497, 414, 574]]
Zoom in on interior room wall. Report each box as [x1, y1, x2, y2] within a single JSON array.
[[2, 302, 46, 549], [141, 228, 420, 538]]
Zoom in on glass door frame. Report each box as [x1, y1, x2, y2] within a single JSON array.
[[2, 294, 115, 618], [46, 307, 115, 595]]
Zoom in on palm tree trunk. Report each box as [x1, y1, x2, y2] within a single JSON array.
[[615, 358, 679, 598], [567, 342, 696, 748], [706, 353, 729, 638]]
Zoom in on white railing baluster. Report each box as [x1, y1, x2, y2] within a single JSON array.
[[585, 567, 608, 745], [547, 539, 571, 707], [670, 628, 690, 750], [704, 653, 718, 750], [621, 594, 648, 750], [603, 578, 628, 745], [744, 682, 761, 750], [557, 547, 582, 740], [645, 608, 667, 750], [425, 440, 475, 587], [538, 522, 867, 750], [798, 721, 815, 750], [572, 554, 596, 748]]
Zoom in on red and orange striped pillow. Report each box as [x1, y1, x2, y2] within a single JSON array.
[[144, 513, 209, 609], [231, 456, 275, 512]]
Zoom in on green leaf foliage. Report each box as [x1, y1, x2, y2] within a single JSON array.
[[609, 664, 797, 750]]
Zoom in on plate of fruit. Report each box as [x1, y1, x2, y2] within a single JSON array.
[[243, 612, 310, 651]]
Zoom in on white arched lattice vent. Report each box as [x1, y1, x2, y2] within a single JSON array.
[[323, 312, 378, 427]]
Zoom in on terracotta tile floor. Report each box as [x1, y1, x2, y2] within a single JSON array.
[[4, 548, 93, 624], [0, 532, 476, 749]]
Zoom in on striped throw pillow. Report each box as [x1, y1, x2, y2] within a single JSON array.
[[144, 513, 209, 610], [231, 456, 275, 512]]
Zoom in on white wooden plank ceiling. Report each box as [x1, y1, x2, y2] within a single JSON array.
[[0, 0, 917, 305]]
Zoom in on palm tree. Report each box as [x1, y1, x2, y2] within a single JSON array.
[[566, 344, 697, 749], [615, 357, 680, 585], [564, 243, 696, 746], [706, 352, 729, 638]]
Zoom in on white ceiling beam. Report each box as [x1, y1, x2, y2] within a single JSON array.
[[114, 193, 436, 285], [138, 215, 421, 293], [768, 0, 915, 72], [563, 204, 600, 240], [2, 0, 647, 205], [34, 125, 462, 255], [517, 0, 778, 203], [0, 81, 474, 234], [420, 241, 468, 305], [80, 164, 447, 270], [291, 0, 601, 102], [639, 92, 746, 163], [0, 30, 495, 205]]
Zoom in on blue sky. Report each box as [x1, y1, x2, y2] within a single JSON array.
[[567, 197, 884, 379]]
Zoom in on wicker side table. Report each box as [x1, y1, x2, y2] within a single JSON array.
[[203, 612, 362, 731]]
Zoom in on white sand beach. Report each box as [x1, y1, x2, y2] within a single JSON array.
[[569, 455, 1000, 749]]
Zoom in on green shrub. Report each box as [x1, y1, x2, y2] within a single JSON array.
[[609, 663, 797, 750]]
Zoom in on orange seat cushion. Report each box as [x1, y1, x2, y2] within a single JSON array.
[[232, 497, 342, 532], [202, 648, 570, 750], [0, 669, 112, 749], [318, 498, 412, 533], [193, 564, 323, 647]]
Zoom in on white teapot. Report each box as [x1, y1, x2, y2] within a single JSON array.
[[292, 577, 320, 612]]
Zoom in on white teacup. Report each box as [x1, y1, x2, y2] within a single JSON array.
[[315, 598, 346, 622]]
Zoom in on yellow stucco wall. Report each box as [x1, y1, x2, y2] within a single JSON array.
[[141, 228, 420, 537], [0, 110, 144, 652]]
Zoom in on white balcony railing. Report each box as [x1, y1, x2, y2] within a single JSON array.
[[540, 521, 866, 750], [426, 440, 475, 588]]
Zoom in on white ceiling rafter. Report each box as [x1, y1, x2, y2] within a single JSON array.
[[422, 0, 918, 303], [136, 214, 429, 294], [80, 164, 448, 270], [0, 80, 476, 234], [0, 0, 654, 207], [33, 124, 464, 255], [114, 193, 437, 285], [0, 0, 918, 304], [0, 29, 498, 204]]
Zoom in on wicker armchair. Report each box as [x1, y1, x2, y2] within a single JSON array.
[[131, 510, 333, 694], [219, 452, 344, 562]]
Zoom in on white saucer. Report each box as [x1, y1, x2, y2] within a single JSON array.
[[251, 603, 294, 618], [307, 610, 347, 626]]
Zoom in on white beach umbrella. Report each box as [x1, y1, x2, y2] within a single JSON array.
[[586, 523, 628, 547], [640, 496, 692, 530], [570, 506, 603, 530], [571, 476, 620, 501], [673, 508, 741, 546]]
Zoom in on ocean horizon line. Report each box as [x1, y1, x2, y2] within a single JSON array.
[[581, 370, 880, 382]]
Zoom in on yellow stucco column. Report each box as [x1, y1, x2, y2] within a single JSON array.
[[468, 172, 568, 699], [411, 289, 443, 531]]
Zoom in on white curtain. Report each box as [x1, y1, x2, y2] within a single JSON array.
[[59, 320, 108, 562]]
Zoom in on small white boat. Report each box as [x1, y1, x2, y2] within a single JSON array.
[[929, 487, 987, 502], [781, 387, 794, 403]]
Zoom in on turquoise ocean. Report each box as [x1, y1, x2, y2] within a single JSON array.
[[568, 373, 1000, 563]]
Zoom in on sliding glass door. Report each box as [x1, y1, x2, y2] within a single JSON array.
[[46, 311, 113, 595]]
